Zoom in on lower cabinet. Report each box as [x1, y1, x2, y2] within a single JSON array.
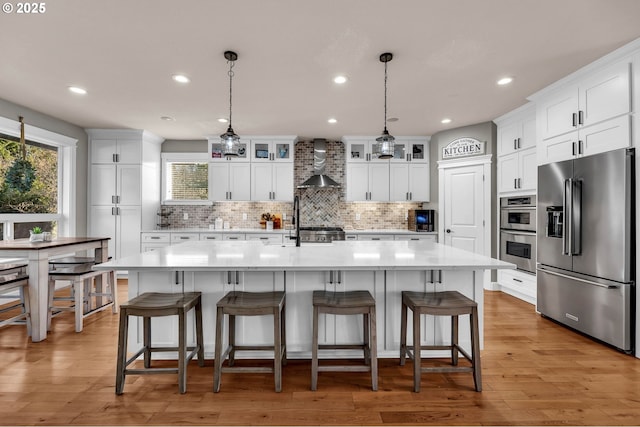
[[497, 269, 536, 305]]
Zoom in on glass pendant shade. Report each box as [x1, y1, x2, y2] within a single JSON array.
[[220, 125, 240, 156], [375, 129, 395, 159]]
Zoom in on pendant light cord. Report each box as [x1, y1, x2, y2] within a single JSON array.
[[19, 116, 26, 159], [383, 60, 388, 133], [227, 59, 235, 128]]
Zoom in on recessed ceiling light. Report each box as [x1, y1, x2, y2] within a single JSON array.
[[441, 118, 452, 124], [160, 116, 175, 121], [68, 86, 87, 95], [327, 118, 337, 124], [218, 118, 229, 123], [333, 75, 348, 84], [497, 77, 513, 86], [172, 74, 190, 84]]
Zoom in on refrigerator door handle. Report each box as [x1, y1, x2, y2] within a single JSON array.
[[572, 179, 582, 255], [537, 266, 618, 289], [563, 178, 572, 255]]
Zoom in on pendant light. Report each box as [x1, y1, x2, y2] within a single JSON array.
[[373, 52, 395, 159], [220, 50, 240, 156]]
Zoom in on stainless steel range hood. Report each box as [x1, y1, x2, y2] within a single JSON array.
[[297, 139, 341, 189]]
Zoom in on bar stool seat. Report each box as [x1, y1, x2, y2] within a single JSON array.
[[115, 292, 205, 394], [0, 263, 31, 335], [214, 291, 286, 392], [47, 263, 118, 332], [400, 290, 482, 392], [311, 290, 378, 391]]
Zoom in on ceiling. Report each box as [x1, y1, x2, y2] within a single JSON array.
[[2, 0, 640, 142]]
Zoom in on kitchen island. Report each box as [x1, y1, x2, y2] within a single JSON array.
[[95, 240, 514, 358]]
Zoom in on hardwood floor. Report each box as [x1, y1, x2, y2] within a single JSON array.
[[1, 280, 639, 425]]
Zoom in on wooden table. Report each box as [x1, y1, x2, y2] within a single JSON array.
[[0, 237, 110, 342]]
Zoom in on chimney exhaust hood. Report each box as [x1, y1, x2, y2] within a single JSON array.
[[297, 139, 341, 189]]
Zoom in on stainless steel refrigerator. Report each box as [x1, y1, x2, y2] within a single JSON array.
[[537, 147, 634, 353]]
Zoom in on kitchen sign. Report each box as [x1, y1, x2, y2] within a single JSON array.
[[442, 137, 485, 159]]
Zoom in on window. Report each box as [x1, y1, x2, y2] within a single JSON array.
[[161, 153, 211, 205], [0, 116, 77, 241]]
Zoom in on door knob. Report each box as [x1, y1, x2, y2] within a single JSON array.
[[446, 229, 452, 233]]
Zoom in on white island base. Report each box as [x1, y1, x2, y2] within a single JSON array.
[[98, 240, 514, 360]]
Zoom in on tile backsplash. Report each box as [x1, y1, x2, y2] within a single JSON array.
[[160, 140, 423, 230]]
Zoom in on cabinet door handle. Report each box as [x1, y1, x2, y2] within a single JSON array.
[[229, 191, 232, 200], [409, 192, 412, 200], [514, 178, 518, 189], [513, 139, 517, 150], [572, 112, 577, 127], [572, 141, 577, 156], [236, 271, 239, 285], [578, 140, 583, 155], [517, 138, 521, 149], [111, 207, 117, 215], [578, 110, 584, 125], [518, 178, 521, 189], [112, 195, 117, 204]]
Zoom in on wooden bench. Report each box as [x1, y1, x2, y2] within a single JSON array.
[[0, 263, 31, 335], [48, 263, 117, 332]]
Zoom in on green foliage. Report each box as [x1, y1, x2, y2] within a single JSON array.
[[0, 138, 57, 214], [31, 226, 42, 234]]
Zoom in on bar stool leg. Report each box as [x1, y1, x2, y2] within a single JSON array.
[[451, 315, 459, 366], [412, 307, 421, 393], [195, 298, 205, 367], [214, 306, 224, 393], [281, 299, 287, 366], [110, 271, 119, 314], [273, 306, 282, 392], [178, 310, 187, 394], [143, 317, 152, 368], [471, 307, 482, 392], [311, 305, 319, 391], [399, 298, 407, 365], [228, 314, 236, 366], [115, 310, 128, 395], [369, 305, 378, 391], [363, 312, 370, 365]]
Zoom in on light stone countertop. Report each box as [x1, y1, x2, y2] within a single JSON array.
[[142, 228, 436, 235], [96, 240, 514, 272]]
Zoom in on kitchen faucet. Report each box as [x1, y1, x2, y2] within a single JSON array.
[[291, 195, 301, 247]]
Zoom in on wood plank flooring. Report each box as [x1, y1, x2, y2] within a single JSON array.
[[1, 280, 639, 425]]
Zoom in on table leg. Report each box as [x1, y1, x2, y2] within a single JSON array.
[[94, 240, 109, 308], [27, 251, 50, 342]]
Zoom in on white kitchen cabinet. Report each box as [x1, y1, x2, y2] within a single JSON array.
[[209, 162, 251, 201], [199, 233, 222, 241], [394, 234, 437, 242], [390, 137, 430, 163], [356, 234, 394, 241], [538, 115, 630, 164], [497, 269, 536, 305], [389, 163, 430, 202], [245, 233, 282, 244], [87, 129, 163, 261], [171, 233, 200, 244], [249, 138, 294, 162], [497, 112, 536, 156], [346, 162, 390, 201], [141, 232, 171, 252], [344, 137, 376, 162], [497, 147, 537, 192], [209, 140, 249, 161], [251, 162, 293, 201], [537, 59, 631, 140], [222, 233, 245, 241]]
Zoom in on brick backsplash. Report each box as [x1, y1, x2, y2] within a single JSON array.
[[160, 140, 423, 230]]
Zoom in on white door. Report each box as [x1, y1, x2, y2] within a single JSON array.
[[442, 164, 485, 254]]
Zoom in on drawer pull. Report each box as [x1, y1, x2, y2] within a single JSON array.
[[513, 278, 523, 283]]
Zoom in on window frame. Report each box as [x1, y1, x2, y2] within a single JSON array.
[[161, 152, 212, 206], [0, 116, 77, 239]]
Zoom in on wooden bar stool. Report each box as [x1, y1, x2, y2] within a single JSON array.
[[214, 291, 286, 392], [0, 263, 31, 336], [115, 292, 205, 394], [400, 290, 482, 392], [311, 290, 378, 391], [47, 264, 118, 332]]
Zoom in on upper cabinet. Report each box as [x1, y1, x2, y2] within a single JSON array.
[[532, 55, 633, 165], [206, 135, 296, 202], [343, 136, 430, 202], [249, 138, 293, 162], [494, 103, 537, 195]]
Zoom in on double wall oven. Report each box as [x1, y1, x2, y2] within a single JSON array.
[[500, 196, 536, 274]]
